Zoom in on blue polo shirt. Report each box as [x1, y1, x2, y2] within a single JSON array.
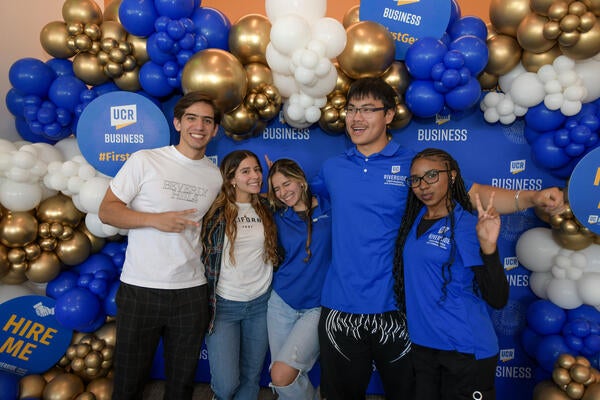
[[273, 195, 332, 310], [403, 204, 498, 359], [312, 140, 415, 314]]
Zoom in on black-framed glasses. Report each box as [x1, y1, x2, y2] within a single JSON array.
[[344, 106, 386, 117], [406, 169, 450, 188]]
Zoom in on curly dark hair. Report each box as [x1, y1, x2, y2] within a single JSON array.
[[392, 148, 473, 312]]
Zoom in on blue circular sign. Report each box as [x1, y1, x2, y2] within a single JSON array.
[[360, 0, 451, 60], [77, 91, 170, 177], [0, 295, 73, 376], [568, 147, 600, 234]]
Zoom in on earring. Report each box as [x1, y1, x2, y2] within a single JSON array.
[[232, 183, 237, 188]]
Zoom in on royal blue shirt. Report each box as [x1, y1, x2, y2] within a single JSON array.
[[403, 204, 498, 359], [312, 141, 415, 314], [273, 195, 332, 310]]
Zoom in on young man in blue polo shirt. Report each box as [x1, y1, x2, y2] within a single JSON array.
[[311, 77, 565, 400]]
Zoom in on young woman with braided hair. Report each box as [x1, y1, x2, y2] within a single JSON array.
[[393, 148, 508, 400]]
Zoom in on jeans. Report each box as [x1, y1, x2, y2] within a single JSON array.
[[205, 290, 270, 400], [267, 290, 321, 400]]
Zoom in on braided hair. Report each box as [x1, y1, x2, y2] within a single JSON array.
[[393, 148, 472, 312]]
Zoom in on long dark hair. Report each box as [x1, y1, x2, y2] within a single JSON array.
[[393, 148, 472, 311], [267, 159, 314, 262], [202, 150, 279, 266]]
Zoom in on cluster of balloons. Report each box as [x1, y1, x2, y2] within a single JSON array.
[[405, 15, 489, 118], [516, 226, 600, 310], [522, 300, 600, 375], [533, 353, 600, 400]]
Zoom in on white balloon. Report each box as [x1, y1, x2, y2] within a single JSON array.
[[0, 180, 43, 211], [509, 72, 545, 107], [295, 66, 317, 85], [553, 55, 575, 72], [61, 160, 79, 176], [483, 108, 500, 123], [557, 70, 578, 87], [31, 142, 64, 164], [266, 43, 293, 75], [0, 139, 17, 153], [67, 176, 85, 194], [498, 114, 516, 125], [498, 62, 526, 93], [6, 166, 31, 183], [574, 58, 600, 102], [272, 72, 299, 98], [537, 64, 557, 82], [544, 80, 562, 94], [529, 271, 552, 299], [515, 227, 560, 272], [544, 93, 563, 110], [270, 14, 311, 56], [577, 272, 600, 306], [497, 98, 514, 116], [299, 65, 338, 98], [12, 150, 37, 169], [561, 100, 581, 116], [305, 105, 321, 123], [311, 17, 347, 59], [53, 136, 81, 160], [0, 152, 12, 172], [546, 278, 582, 309], [581, 244, 600, 272], [79, 176, 110, 214], [265, 0, 326, 23]]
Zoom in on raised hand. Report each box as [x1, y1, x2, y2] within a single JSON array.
[[150, 208, 200, 232], [475, 192, 500, 255]]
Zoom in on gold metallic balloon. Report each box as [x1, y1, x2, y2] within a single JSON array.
[[532, 380, 571, 400], [517, 13, 557, 53], [381, 61, 410, 96], [26, 251, 62, 283], [389, 103, 412, 130], [343, 5, 360, 29], [62, 0, 103, 25], [580, 11, 597, 31], [558, 353, 578, 369], [221, 104, 260, 138], [553, 230, 594, 250], [583, 0, 600, 15], [0, 244, 9, 279], [333, 62, 353, 94], [319, 100, 346, 134], [490, 0, 532, 36], [94, 321, 117, 347], [74, 392, 96, 400], [24, 243, 42, 261], [479, 71, 499, 90], [571, 364, 592, 383], [79, 225, 105, 254], [43, 367, 65, 383], [43, 373, 85, 400], [181, 49, 248, 114], [40, 21, 77, 59], [571, 2, 589, 16], [553, 367, 572, 386], [337, 21, 395, 80], [8, 248, 26, 264], [103, 0, 122, 23], [245, 62, 273, 91], [531, 0, 561, 15], [20, 374, 47, 399], [522, 46, 562, 72], [1, 268, 27, 284], [229, 14, 271, 65], [548, 1, 570, 20], [86, 377, 113, 400], [566, 381, 585, 399], [486, 34, 523, 76], [561, 21, 600, 59], [127, 35, 148, 65], [113, 67, 141, 91], [0, 211, 38, 248], [37, 194, 85, 228], [576, 356, 592, 367], [560, 15, 582, 33], [39, 237, 58, 252], [101, 21, 127, 43], [544, 21, 563, 40], [73, 53, 110, 86], [55, 230, 92, 266], [583, 383, 600, 400]]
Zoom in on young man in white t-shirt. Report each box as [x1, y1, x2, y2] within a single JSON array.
[[99, 92, 223, 400]]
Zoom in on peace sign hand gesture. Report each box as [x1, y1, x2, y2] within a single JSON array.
[[475, 192, 500, 255]]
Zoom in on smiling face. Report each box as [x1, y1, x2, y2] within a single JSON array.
[[345, 95, 395, 156], [410, 157, 455, 218], [270, 171, 305, 211], [173, 101, 218, 160], [231, 156, 263, 202]]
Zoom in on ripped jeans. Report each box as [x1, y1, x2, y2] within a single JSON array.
[[267, 290, 321, 400]]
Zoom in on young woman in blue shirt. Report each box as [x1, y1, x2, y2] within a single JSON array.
[[266, 159, 332, 400], [393, 148, 509, 400]]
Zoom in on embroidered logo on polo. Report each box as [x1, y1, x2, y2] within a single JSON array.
[[425, 225, 450, 249], [384, 165, 407, 186]]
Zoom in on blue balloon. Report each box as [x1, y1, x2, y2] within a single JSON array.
[[9, 58, 56, 97], [521, 326, 541, 360], [139, 61, 174, 97], [554, 128, 570, 147], [527, 299, 567, 335], [93, 81, 120, 96], [448, 16, 488, 41], [48, 75, 88, 112], [147, 33, 177, 65], [46, 271, 79, 299], [155, 0, 195, 19], [448, 35, 488, 76], [14, 117, 51, 144], [5, 88, 25, 116], [0, 371, 19, 400], [446, 0, 461, 31], [74, 309, 106, 333], [405, 80, 445, 118], [445, 77, 481, 111], [584, 335, 600, 354], [405, 37, 447, 80], [119, 0, 159, 37], [89, 278, 109, 298], [535, 335, 570, 372], [564, 334, 584, 352], [568, 305, 600, 323], [55, 287, 101, 330], [525, 102, 566, 132], [46, 58, 74, 77], [191, 7, 232, 50], [104, 281, 120, 317], [548, 158, 578, 179], [531, 132, 572, 169], [76, 253, 117, 279]]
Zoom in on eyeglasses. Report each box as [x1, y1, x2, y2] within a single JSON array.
[[406, 169, 450, 188], [344, 106, 386, 117]]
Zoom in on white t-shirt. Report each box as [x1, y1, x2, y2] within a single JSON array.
[[216, 202, 273, 301], [110, 146, 222, 289]]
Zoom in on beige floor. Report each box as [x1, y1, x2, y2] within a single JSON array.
[[143, 380, 385, 399]]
